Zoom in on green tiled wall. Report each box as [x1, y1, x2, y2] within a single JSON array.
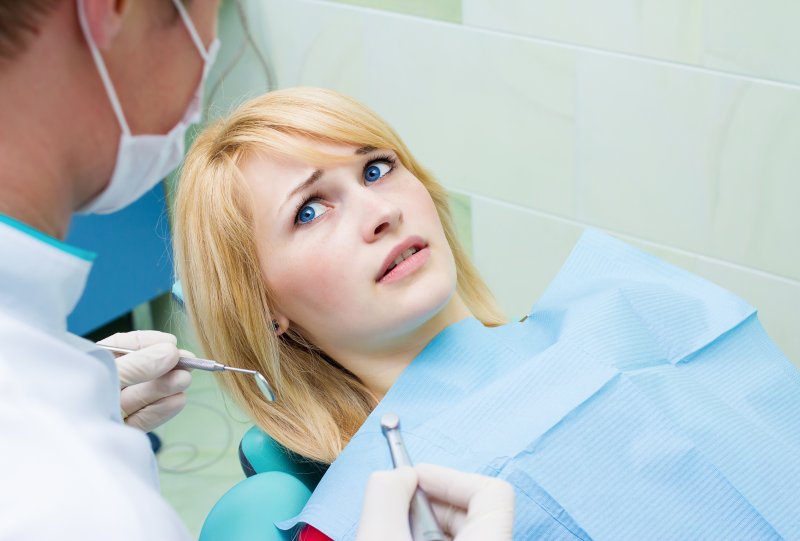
[[324, 0, 461, 23], [448, 191, 472, 257]]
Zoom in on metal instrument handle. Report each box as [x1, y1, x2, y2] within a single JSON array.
[[98, 344, 223, 372], [176, 357, 222, 371]]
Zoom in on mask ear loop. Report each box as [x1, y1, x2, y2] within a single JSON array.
[[172, 0, 211, 61], [75, 0, 131, 136]]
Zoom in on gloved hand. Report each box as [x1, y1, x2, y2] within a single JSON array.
[[98, 330, 193, 432], [356, 464, 515, 541]]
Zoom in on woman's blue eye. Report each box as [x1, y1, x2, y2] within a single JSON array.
[[364, 160, 392, 183], [296, 201, 328, 224]]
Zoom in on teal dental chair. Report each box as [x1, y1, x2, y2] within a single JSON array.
[[171, 283, 327, 540], [198, 426, 327, 541]]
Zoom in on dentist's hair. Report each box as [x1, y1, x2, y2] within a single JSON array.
[[0, 0, 60, 61], [174, 87, 505, 463]]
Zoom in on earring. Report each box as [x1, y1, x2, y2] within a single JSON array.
[[272, 320, 280, 332]]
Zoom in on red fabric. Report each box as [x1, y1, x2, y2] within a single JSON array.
[[299, 524, 333, 541]]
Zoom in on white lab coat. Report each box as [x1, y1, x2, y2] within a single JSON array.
[[0, 221, 191, 540]]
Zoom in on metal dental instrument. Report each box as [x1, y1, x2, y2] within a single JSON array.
[[380, 413, 446, 541], [99, 344, 275, 401]]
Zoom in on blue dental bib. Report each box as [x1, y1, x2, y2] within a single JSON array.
[[279, 230, 800, 540]]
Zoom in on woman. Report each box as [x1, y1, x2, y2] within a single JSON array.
[[175, 87, 505, 463], [174, 87, 800, 540]]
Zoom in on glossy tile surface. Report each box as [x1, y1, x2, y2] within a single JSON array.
[[448, 191, 473, 257], [254, 0, 577, 219], [463, 0, 800, 84], [471, 197, 583, 320], [323, 0, 461, 22], [471, 198, 800, 364], [575, 53, 800, 280]]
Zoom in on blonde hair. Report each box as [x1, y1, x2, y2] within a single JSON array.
[[174, 87, 505, 463]]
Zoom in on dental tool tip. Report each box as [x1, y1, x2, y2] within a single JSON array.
[[380, 412, 400, 432], [255, 373, 276, 402]]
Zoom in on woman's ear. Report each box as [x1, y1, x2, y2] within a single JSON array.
[[81, 0, 127, 50], [272, 315, 290, 336]]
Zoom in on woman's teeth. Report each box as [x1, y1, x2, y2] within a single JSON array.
[[387, 247, 419, 273]]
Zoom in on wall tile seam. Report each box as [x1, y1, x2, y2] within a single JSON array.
[[292, 0, 800, 91], [457, 23, 800, 90], [299, 0, 461, 24], [451, 187, 800, 289]]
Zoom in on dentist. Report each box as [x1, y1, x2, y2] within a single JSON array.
[[0, 1, 219, 539], [0, 3, 513, 539]]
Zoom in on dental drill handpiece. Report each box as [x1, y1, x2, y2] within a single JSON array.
[[380, 413, 447, 541]]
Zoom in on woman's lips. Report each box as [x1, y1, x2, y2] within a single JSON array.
[[377, 246, 431, 284], [377, 236, 427, 280]]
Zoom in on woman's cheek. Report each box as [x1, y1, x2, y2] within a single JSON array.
[[283, 249, 356, 304]]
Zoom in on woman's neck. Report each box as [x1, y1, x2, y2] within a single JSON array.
[[337, 294, 474, 400]]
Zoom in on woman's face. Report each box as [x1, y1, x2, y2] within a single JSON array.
[[241, 140, 460, 356]]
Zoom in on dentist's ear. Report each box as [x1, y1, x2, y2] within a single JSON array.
[[80, 0, 128, 50]]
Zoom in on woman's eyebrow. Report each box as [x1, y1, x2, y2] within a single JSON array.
[[282, 147, 377, 210], [285, 170, 322, 207]]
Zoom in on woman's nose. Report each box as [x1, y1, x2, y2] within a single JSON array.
[[360, 191, 402, 242]]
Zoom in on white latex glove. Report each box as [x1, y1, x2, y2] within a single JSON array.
[[98, 330, 193, 432], [356, 464, 515, 541]]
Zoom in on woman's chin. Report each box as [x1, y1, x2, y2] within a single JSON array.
[[375, 287, 459, 341]]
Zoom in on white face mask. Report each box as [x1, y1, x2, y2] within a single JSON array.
[[76, 0, 219, 215]]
